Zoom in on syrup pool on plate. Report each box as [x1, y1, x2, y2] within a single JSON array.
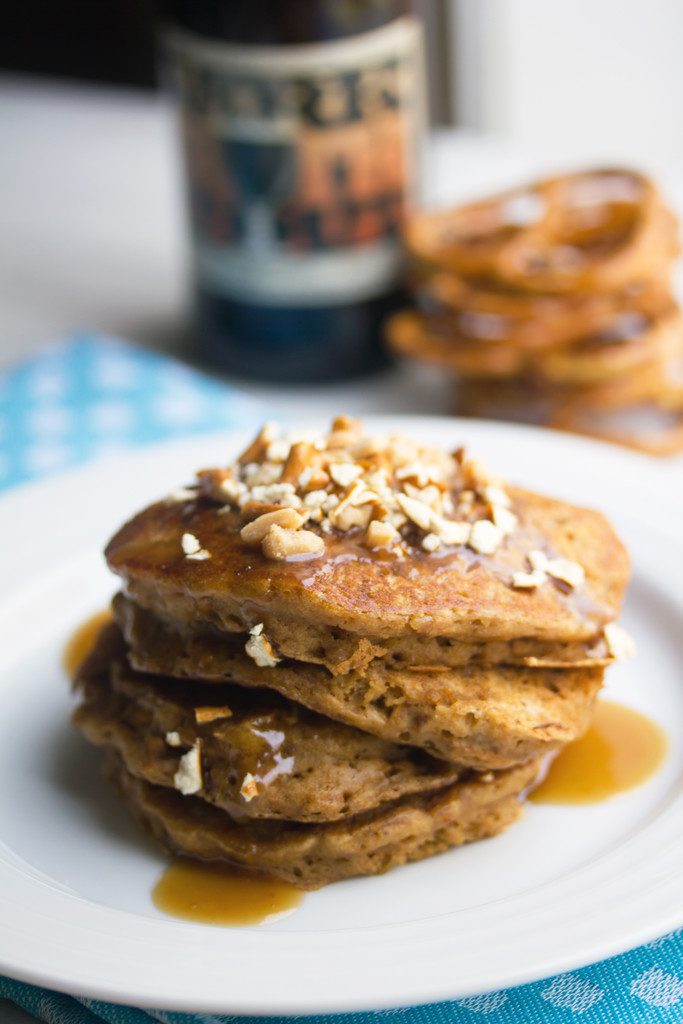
[[63, 609, 113, 679], [153, 858, 302, 926], [531, 699, 668, 804]]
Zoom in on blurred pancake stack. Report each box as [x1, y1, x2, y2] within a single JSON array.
[[387, 169, 683, 454], [74, 417, 633, 889]]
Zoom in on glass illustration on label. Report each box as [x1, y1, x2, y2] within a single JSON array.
[[169, 21, 423, 305]]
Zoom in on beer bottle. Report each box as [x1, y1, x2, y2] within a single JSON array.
[[165, 1, 426, 381]]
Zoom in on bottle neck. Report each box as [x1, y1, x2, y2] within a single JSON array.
[[167, 0, 412, 45]]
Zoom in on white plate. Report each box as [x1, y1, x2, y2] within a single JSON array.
[[0, 417, 681, 1016]]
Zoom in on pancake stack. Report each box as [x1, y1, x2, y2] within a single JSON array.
[[73, 417, 632, 889], [387, 168, 683, 455]]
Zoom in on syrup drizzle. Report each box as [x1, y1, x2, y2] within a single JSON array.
[[531, 700, 668, 804], [63, 608, 112, 679], [152, 858, 302, 926]]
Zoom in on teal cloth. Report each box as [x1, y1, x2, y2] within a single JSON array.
[[0, 336, 681, 1023], [0, 334, 261, 490]]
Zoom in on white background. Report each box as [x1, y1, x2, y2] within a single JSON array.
[[3, 75, 683, 424], [451, 0, 683, 165]]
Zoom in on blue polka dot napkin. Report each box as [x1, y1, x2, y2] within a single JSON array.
[[0, 333, 261, 490], [0, 336, 681, 1023]]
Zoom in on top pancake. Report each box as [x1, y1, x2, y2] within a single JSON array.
[[105, 419, 629, 644]]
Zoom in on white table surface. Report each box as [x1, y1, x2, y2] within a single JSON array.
[[6, 75, 683, 424], [1, 74, 459, 417], [1, 76, 681, 1022]]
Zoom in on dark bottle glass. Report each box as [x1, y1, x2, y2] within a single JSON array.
[[165, 0, 426, 382]]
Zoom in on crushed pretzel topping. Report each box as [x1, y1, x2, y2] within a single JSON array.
[[545, 557, 585, 589], [512, 570, 547, 589], [245, 623, 281, 667], [167, 487, 196, 503], [365, 519, 400, 548], [468, 520, 504, 555], [219, 477, 247, 503], [483, 485, 511, 509], [434, 517, 470, 545], [396, 492, 434, 531], [491, 505, 518, 536], [329, 462, 363, 487], [262, 525, 325, 560], [240, 772, 259, 802], [173, 742, 202, 795], [528, 550, 549, 573], [604, 623, 636, 660], [240, 507, 306, 543], [302, 488, 328, 507], [189, 418, 521, 561], [181, 532, 210, 561], [246, 482, 301, 508], [243, 461, 281, 487], [265, 438, 291, 463], [512, 549, 585, 591], [194, 706, 233, 724], [421, 532, 442, 552], [181, 532, 201, 555]]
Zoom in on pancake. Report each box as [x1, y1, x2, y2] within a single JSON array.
[[103, 751, 541, 889], [113, 590, 612, 677], [72, 418, 633, 890], [73, 624, 461, 823], [116, 598, 604, 770], [414, 267, 673, 352], [111, 486, 626, 643], [105, 422, 629, 647]]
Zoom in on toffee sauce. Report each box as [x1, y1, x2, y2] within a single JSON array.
[[152, 858, 302, 926], [531, 699, 667, 804], [63, 608, 113, 679]]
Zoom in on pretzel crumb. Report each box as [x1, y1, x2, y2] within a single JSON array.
[[468, 520, 504, 555], [545, 557, 585, 589], [240, 508, 306, 543], [421, 532, 441, 552], [245, 623, 281, 666], [366, 519, 400, 548], [173, 742, 202, 795], [512, 570, 546, 589], [190, 418, 520, 561], [604, 623, 636, 660], [261, 525, 325, 560], [194, 706, 233, 724], [240, 773, 259, 802]]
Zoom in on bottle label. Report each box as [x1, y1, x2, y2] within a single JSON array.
[[166, 17, 426, 307]]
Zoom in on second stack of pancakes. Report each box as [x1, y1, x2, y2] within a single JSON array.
[[388, 168, 683, 454], [74, 416, 631, 888]]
